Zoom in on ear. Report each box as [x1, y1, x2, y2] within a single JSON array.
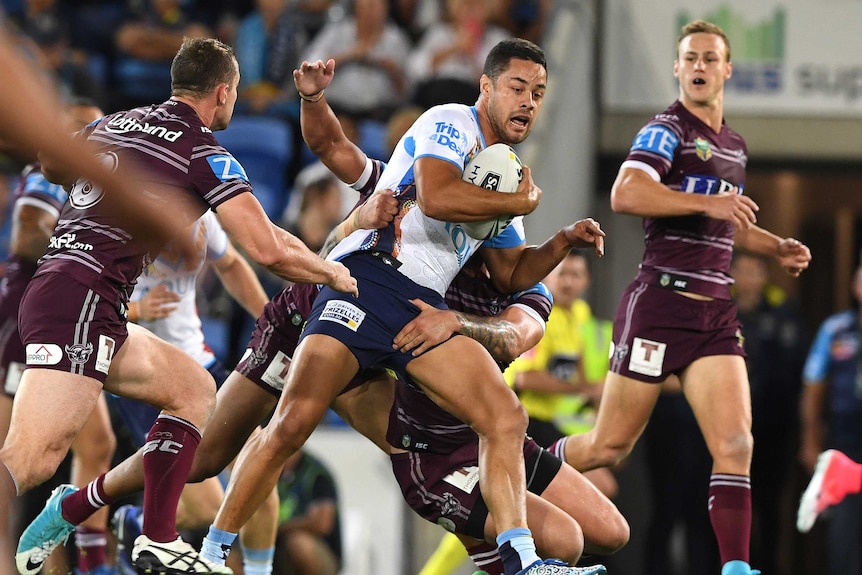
[[725, 60, 733, 80], [479, 74, 492, 95], [217, 83, 228, 106], [673, 59, 680, 78]]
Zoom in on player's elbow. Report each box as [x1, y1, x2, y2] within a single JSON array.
[[416, 193, 448, 221], [609, 185, 636, 214]]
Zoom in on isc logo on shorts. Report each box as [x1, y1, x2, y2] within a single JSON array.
[[26, 343, 63, 366], [320, 300, 365, 332]]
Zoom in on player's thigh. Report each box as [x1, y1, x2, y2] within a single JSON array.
[[407, 336, 521, 429], [331, 371, 394, 453], [680, 354, 752, 452], [275, 335, 358, 420], [592, 370, 661, 449], [104, 323, 214, 411]]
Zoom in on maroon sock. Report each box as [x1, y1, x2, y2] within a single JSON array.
[[75, 526, 107, 572], [708, 473, 752, 564], [142, 414, 201, 543], [61, 473, 115, 525], [468, 541, 504, 575]]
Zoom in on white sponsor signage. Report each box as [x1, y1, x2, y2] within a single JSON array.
[[603, 0, 862, 116]]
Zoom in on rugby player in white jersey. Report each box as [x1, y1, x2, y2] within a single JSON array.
[[205, 39, 605, 575]]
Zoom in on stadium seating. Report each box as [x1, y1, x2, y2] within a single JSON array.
[[217, 115, 294, 221]]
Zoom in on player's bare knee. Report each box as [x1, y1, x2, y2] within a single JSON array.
[[592, 513, 630, 555], [552, 521, 585, 565], [480, 401, 527, 439], [712, 430, 753, 468]]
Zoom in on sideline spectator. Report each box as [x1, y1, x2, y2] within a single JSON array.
[[407, 0, 510, 109], [274, 449, 342, 575], [301, 0, 411, 123], [799, 261, 862, 575]]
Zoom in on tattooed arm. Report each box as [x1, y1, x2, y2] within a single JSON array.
[[393, 299, 544, 362]]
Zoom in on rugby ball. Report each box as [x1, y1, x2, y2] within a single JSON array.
[[460, 143, 523, 240]]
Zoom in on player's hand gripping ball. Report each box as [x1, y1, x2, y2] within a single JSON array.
[[459, 143, 523, 240]]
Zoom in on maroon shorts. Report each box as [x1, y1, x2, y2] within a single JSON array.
[[18, 273, 127, 384], [609, 280, 745, 383], [0, 315, 24, 397], [390, 437, 561, 539]]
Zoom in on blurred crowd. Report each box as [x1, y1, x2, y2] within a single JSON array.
[[0, 0, 549, 186], [0, 0, 550, 363]]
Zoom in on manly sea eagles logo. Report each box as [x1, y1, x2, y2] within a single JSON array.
[[65, 342, 94, 364], [440, 492, 462, 516]]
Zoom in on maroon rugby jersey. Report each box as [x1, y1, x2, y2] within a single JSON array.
[[35, 100, 251, 307], [623, 100, 747, 299], [0, 163, 68, 319], [387, 256, 553, 454]]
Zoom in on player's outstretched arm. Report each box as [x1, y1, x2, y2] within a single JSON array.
[[481, 218, 605, 294], [212, 241, 270, 318], [318, 188, 399, 257], [393, 298, 544, 361], [217, 192, 357, 295]]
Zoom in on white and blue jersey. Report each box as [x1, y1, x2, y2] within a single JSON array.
[[131, 210, 227, 368], [803, 309, 862, 450], [327, 103, 526, 296]]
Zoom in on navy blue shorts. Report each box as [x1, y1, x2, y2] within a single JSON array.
[[300, 252, 447, 377]]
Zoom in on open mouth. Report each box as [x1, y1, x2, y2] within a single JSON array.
[[510, 115, 529, 129], [693, 78, 706, 85]]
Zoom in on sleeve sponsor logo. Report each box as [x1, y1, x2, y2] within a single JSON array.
[[26, 343, 63, 365], [630, 125, 679, 160], [69, 152, 118, 209], [320, 300, 366, 332], [206, 154, 248, 183]]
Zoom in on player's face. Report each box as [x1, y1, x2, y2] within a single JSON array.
[[212, 62, 240, 131], [674, 32, 732, 107], [485, 58, 547, 144]]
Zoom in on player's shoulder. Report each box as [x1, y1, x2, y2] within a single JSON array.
[[821, 309, 857, 334]]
